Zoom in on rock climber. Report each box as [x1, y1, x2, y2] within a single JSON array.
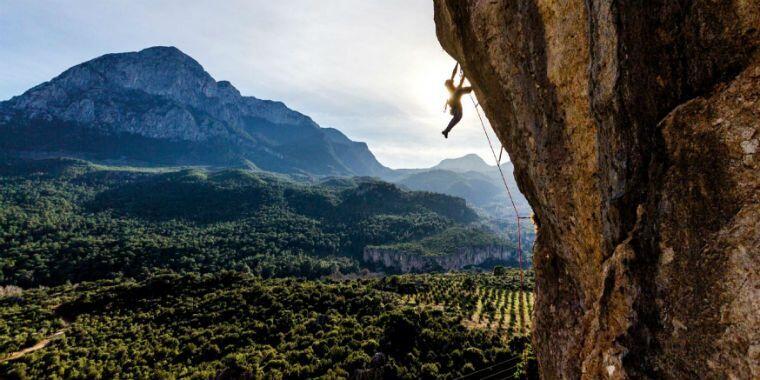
[[442, 64, 472, 139]]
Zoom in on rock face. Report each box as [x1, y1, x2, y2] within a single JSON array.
[[363, 245, 519, 273], [433, 1, 758, 378], [0, 46, 388, 176]]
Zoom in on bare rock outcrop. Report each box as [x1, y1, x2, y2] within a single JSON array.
[[0, 46, 389, 176], [363, 245, 519, 272], [433, 1, 758, 378]]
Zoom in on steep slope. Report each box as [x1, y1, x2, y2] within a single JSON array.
[[364, 226, 521, 272], [434, 1, 758, 379], [0, 46, 388, 176]]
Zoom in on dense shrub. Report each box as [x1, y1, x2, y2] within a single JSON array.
[[0, 272, 536, 379]]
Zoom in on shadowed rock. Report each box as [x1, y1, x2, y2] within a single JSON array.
[[433, 0, 758, 378]]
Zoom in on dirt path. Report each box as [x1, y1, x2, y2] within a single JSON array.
[[1, 329, 66, 363]]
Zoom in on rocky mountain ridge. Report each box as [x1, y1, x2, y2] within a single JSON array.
[[0, 46, 388, 176], [0, 47, 530, 218], [388, 154, 531, 217]]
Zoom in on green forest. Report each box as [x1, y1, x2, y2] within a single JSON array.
[[368, 226, 507, 257], [0, 271, 536, 379], [0, 158, 536, 379], [0, 157, 523, 288]]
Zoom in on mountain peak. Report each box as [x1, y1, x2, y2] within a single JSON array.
[[0, 47, 388, 176], [459, 153, 488, 164], [434, 154, 491, 172], [130, 46, 202, 68], [81, 46, 202, 74], [140, 45, 184, 55]]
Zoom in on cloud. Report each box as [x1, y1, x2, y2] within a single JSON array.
[[0, 0, 495, 168]]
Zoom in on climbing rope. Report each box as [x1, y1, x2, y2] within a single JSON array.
[[468, 92, 526, 292], [452, 355, 523, 380], [478, 363, 522, 380], [442, 68, 529, 380], [443, 64, 527, 290]]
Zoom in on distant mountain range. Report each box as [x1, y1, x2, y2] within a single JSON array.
[[0, 46, 529, 217], [0, 46, 388, 176], [386, 154, 530, 218]]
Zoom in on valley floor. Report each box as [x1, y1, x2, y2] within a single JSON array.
[[0, 271, 536, 379]]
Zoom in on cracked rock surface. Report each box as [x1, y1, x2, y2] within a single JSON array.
[[433, 1, 758, 378]]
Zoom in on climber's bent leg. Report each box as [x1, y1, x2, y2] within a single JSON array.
[[442, 108, 463, 138]]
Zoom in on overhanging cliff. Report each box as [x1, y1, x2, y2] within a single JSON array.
[[433, 1, 758, 378]]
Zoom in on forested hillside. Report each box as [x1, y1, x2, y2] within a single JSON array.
[[0, 158, 537, 379], [0, 157, 513, 288], [0, 271, 537, 379]]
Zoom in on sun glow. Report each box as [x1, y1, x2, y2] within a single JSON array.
[[406, 55, 458, 117]]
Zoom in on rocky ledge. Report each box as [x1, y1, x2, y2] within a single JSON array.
[[363, 245, 519, 273]]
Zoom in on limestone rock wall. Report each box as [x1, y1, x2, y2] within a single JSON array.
[[363, 245, 518, 272], [433, 1, 758, 378]]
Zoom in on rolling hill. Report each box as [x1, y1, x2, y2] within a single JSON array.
[[385, 154, 531, 218]]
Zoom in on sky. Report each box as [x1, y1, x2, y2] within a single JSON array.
[[0, 0, 502, 169]]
